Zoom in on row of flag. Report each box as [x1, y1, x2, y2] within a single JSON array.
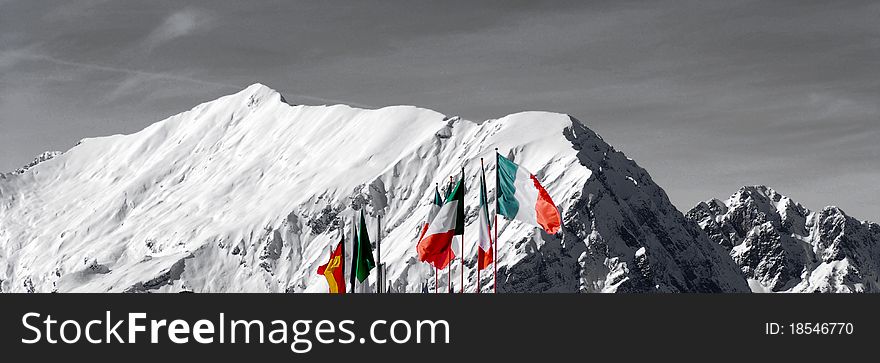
[[317, 151, 561, 293], [316, 210, 375, 293]]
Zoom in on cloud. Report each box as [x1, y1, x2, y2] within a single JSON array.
[[143, 7, 215, 51], [0, 49, 25, 70], [0, 42, 43, 71], [10, 52, 234, 89]]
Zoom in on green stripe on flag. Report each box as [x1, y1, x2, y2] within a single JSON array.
[[497, 153, 520, 219], [446, 175, 465, 235], [433, 186, 443, 206]]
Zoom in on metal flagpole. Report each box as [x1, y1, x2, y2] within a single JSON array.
[[433, 183, 438, 294], [447, 250, 451, 293], [494, 148, 499, 294], [460, 165, 465, 294], [447, 175, 453, 294], [340, 218, 345, 294], [377, 214, 382, 294], [349, 213, 358, 293]]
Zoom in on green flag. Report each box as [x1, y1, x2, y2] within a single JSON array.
[[354, 209, 376, 283]]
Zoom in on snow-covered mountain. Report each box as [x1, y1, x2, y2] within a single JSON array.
[[0, 83, 750, 293], [687, 186, 880, 293]]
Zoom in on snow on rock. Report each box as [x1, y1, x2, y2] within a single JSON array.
[[7, 151, 64, 175], [0, 83, 748, 293], [687, 186, 880, 293]]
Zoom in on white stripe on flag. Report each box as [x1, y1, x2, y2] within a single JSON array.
[[512, 167, 540, 227]]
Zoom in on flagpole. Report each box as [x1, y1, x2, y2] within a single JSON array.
[[460, 165, 465, 294], [350, 212, 358, 293], [477, 255, 480, 293], [447, 252, 451, 293], [341, 218, 346, 294], [431, 182, 439, 294], [494, 148, 499, 294], [377, 214, 382, 294], [448, 175, 453, 294]]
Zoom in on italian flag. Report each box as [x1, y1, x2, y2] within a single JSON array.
[[417, 174, 464, 270], [476, 164, 493, 270], [418, 186, 444, 242], [316, 237, 345, 294], [496, 153, 561, 234]]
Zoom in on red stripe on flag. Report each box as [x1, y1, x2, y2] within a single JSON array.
[[478, 247, 493, 270], [478, 222, 494, 270], [417, 223, 430, 242], [418, 230, 456, 270], [530, 174, 561, 234]]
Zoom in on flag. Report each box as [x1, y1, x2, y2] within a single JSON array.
[[417, 174, 464, 269], [418, 186, 444, 242], [316, 237, 345, 293], [452, 175, 465, 237], [352, 209, 376, 293], [476, 163, 494, 270], [496, 153, 561, 234]]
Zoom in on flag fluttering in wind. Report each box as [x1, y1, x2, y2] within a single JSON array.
[[317, 236, 345, 294], [418, 185, 444, 242], [417, 174, 464, 269], [496, 153, 561, 234], [476, 163, 494, 270], [351, 210, 376, 293]]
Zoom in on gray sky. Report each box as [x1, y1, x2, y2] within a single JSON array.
[[1, 0, 878, 220]]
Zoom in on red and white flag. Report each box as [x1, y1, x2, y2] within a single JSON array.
[[476, 163, 493, 269], [418, 185, 443, 242], [417, 177, 464, 269]]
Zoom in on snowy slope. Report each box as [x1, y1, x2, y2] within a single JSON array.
[[687, 186, 880, 293], [0, 84, 748, 293]]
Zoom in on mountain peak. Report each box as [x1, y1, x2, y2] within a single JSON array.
[[688, 186, 880, 292], [733, 185, 780, 201], [239, 82, 278, 96], [0, 86, 748, 293], [737, 184, 770, 194], [229, 82, 285, 107], [820, 205, 847, 216]]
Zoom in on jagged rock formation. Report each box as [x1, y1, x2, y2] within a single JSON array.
[[688, 186, 880, 292], [4, 151, 63, 176]]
